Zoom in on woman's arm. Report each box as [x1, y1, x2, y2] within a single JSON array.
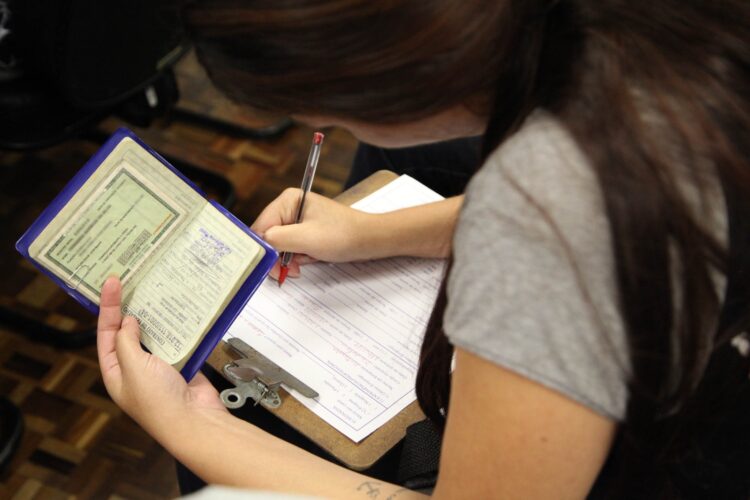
[[157, 402, 423, 499], [98, 278, 616, 499], [435, 349, 617, 499], [167, 350, 616, 499], [97, 277, 424, 499], [251, 189, 462, 278], [361, 195, 463, 260]]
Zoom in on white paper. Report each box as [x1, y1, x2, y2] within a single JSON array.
[[225, 175, 446, 442]]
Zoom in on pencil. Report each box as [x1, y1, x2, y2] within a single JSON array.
[[278, 131, 324, 286]]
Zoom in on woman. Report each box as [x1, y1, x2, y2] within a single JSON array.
[[97, 1, 750, 498]]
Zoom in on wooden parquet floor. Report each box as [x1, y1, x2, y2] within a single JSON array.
[[0, 51, 356, 499]]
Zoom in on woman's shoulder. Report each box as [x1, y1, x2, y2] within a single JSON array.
[[447, 111, 630, 421], [462, 110, 609, 251], [471, 110, 600, 214]]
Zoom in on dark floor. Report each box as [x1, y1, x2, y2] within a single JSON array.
[[0, 51, 357, 499]]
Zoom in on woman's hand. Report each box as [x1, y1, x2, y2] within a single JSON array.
[[252, 188, 464, 281], [252, 188, 373, 280], [96, 277, 227, 439], [96, 277, 414, 496]]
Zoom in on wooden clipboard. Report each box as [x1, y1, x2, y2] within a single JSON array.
[[207, 170, 426, 471]]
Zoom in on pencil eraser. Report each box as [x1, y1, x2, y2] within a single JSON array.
[[313, 132, 324, 145]]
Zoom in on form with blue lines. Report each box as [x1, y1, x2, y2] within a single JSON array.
[[226, 176, 445, 442]]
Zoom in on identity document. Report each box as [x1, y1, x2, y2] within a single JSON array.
[[16, 129, 277, 379]]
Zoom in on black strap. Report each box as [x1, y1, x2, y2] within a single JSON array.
[[396, 419, 442, 492]]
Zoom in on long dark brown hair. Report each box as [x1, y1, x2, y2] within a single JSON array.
[[183, 0, 750, 496]]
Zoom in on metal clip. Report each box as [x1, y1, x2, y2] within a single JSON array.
[[68, 263, 90, 292], [219, 337, 318, 410]]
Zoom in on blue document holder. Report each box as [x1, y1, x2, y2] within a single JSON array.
[[16, 128, 278, 380]]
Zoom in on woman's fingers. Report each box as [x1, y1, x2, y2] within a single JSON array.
[[295, 255, 318, 266], [114, 316, 149, 377], [251, 188, 301, 236], [263, 224, 318, 258], [98, 278, 122, 336], [97, 277, 123, 385], [252, 189, 367, 274], [96, 276, 149, 399], [96, 279, 226, 425], [268, 257, 302, 281]]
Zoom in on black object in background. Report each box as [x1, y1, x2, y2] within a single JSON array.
[[0, 0, 187, 150], [14, 0, 185, 109]]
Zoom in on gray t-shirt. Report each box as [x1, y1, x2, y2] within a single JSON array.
[[446, 111, 727, 421], [445, 113, 631, 419]]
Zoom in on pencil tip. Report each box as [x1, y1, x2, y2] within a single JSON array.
[[278, 266, 289, 286]]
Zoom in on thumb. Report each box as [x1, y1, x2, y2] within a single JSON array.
[[115, 316, 150, 375], [264, 223, 318, 255]]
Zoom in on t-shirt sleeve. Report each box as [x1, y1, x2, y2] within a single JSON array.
[[444, 113, 630, 420]]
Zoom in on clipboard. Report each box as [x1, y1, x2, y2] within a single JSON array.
[[207, 170, 427, 471]]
